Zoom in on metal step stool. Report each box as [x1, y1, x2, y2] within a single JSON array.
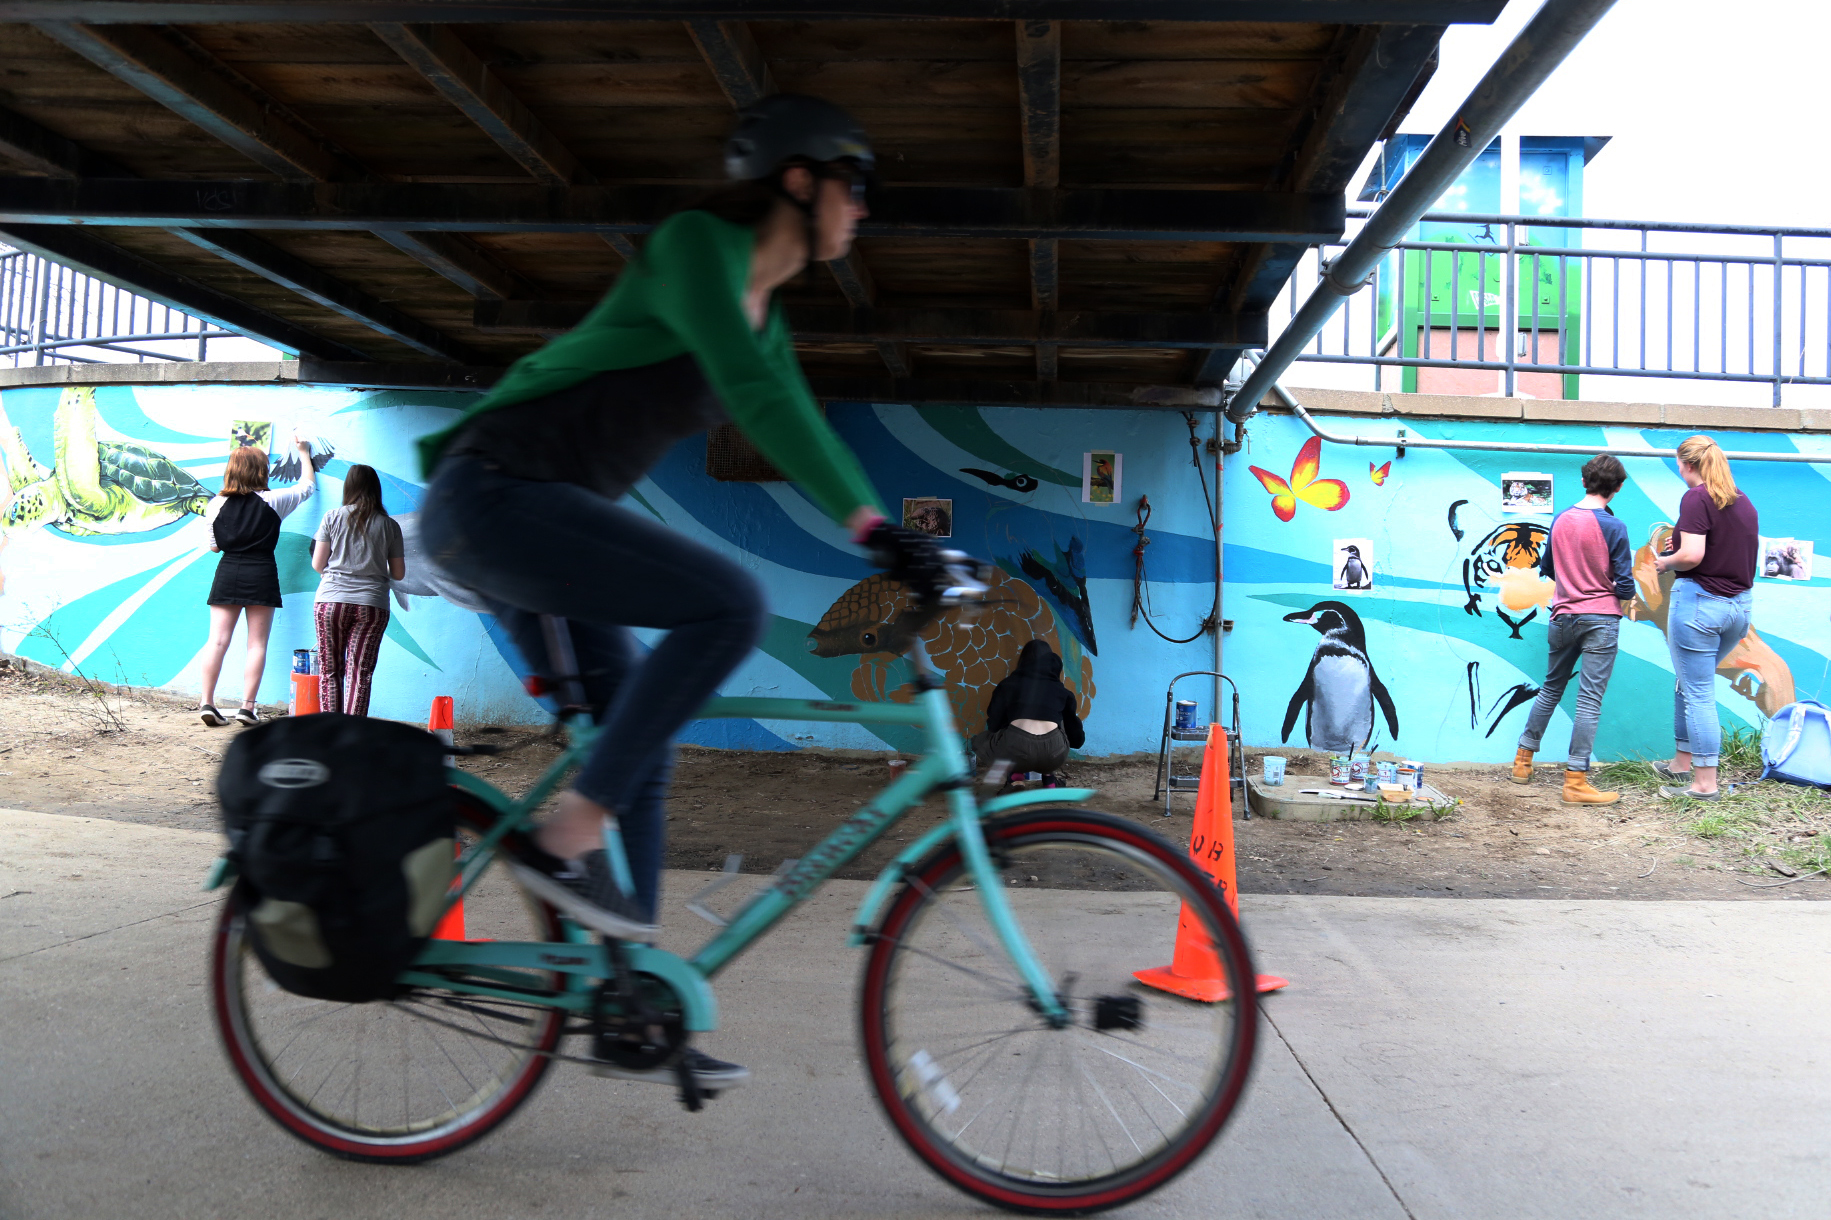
[[1151, 671, 1245, 818]]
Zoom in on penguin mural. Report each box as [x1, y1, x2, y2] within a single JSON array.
[[1337, 544, 1370, 590], [1280, 600, 1399, 753]]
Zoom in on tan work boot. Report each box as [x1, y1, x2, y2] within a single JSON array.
[[1509, 747, 1535, 784], [1562, 770, 1620, 805]]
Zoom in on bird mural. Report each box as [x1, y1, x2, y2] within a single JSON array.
[[1279, 600, 1399, 753], [807, 568, 1094, 741], [1337, 544, 1370, 589]]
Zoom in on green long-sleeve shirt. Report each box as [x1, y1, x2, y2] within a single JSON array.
[[418, 210, 882, 525]]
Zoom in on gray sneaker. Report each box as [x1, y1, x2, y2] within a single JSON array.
[[591, 1047, 750, 1090], [1658, 784, 1726, 801], [1652, 760, 1691, 782], [506, 847, 655, 940]]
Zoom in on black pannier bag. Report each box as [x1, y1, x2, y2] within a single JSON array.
[[218, 714, 456, 1002]]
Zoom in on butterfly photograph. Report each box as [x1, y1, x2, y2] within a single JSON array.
[[1248, 436, 1350, 522]]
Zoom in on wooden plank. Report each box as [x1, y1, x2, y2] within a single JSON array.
[[0, 98, 132, 177], [478, 300, 1267, 347], [372, 230, 537, 300], [0, 3, 1511, 24], [370, 22, 586, 186], [1059, 20, 1338, 59], [31, 22, 349, 181], [1061, 58, 1319, 109], [173, 226, 486, 361]]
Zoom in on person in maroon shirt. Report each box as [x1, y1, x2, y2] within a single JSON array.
[[1652, 436, 1759, 799]]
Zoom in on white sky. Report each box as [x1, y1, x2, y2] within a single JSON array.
[[1386, 0, 1831, 228], [1281, 0, 1831, 408]]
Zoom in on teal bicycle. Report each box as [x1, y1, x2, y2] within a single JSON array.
[[208, 576, 1258, 1214]]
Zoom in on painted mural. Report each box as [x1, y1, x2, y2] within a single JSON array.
[[6, 378, 1827, 766], [1226, 412, 1831, 765], [0, 383, 1215, 755]]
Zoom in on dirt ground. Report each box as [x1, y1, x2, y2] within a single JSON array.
[[2, 656, 1823, 903]]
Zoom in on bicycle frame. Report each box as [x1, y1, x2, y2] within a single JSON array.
[[216, 639, 1095, 1032]]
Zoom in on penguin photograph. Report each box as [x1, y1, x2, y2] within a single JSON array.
[[1280, 600, 1400, 754], [1333, 538, 1373, 590]]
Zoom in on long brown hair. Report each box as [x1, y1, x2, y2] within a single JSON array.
[[341, 463, 387, 535], [220, 446, 268, 495], [1676, 435, 1738, 509]]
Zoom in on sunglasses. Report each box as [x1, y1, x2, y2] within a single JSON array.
[[819, 163, 870, 205]]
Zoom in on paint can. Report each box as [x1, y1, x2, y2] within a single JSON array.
[[1405, 759, 1424, 790], [291, 648, 314, 675], [1376, 760, 1399, 786], [1173, 700, 1199, 731], [1348, 753, 1369, 784], [1328, 755, 1352, 786], [1363, 773, 1381, 794], [1261, 756, 1287, 786], [1395, 762, 1421, 791]]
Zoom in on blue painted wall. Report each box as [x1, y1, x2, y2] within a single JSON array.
[[8, 381, 1823, 763], [0, 383, 1218, 754], [1224, 412, 1831, 765]]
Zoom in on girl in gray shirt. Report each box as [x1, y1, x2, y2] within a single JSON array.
[[311, 464, 405, 716]]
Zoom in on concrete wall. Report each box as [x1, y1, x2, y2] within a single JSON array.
[[3, 369, 1826, 764], [0, 379, 1216, 755], [1225, 394, 1831, 766]]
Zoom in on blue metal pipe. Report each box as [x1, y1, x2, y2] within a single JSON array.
[[1228, 0, 1621, 423]]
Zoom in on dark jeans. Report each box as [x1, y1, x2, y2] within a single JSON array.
[[972, 724, 1071, 774], [421, 455, 765, 921], [1518, 613, 1620, 772]]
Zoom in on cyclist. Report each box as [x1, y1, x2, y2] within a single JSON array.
[[418, 95, 944, 1088]]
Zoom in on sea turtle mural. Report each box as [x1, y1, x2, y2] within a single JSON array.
[[1, 388, 209, 536], [807, 568, 1094, 741]]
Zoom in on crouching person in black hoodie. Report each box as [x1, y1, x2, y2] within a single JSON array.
[[971, 640, 1085, 782]]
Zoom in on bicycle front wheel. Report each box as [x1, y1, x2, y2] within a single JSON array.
[[860, 810, 1257, 1215], [211, 797, 566, 1162]]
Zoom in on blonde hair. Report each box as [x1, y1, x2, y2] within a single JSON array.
[[1676, 435, 1737, 510], [221, 446, 269, 495]]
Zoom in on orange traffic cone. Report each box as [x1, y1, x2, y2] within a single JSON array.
[[431, 842, 467, 941], [1134, 723, 1288, 1002], [427, 695, 465, 940]]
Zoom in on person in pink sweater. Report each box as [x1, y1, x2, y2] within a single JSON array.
[[1510, 455, 1635, 804]]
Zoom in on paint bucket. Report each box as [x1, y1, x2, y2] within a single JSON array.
[[1328, 755, 1351, 785], [1395, 762, 1421, 791], [1348, 753, 1369, 784], [1376, 760, 1399, 786], [888, 758, 909, 774], [1261, 756, 1286, 786], [291, 648, 314, 675], [1362, 772, 1382, 794], [289, 672, 320, 717], [1173, 700, 1199, 731], [1404, 759, 1424, 790]]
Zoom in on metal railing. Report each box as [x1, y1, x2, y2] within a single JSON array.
[[0, 244, 234, 367], [1273, 208, 1831, 406]]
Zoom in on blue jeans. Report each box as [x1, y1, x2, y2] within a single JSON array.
[[421, 455, 766, 920], [1518, 614, 1619, 771], [1667, 579, 1752, 768]]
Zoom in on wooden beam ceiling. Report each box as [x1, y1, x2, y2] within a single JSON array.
[[0, 178, 1347, 243], [0, 3, 1510, 23]]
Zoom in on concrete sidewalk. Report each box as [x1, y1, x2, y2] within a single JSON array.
[[2, 808, 1825, 1219]]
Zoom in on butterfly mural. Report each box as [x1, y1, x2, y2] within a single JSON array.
[[1369, 461, 1391, 486], [1248, 436, 1350, 522]]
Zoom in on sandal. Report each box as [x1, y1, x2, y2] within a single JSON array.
[[199, 705, 227, 727]]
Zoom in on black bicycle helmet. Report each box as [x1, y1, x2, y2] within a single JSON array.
[[724, 94, 875, 181]]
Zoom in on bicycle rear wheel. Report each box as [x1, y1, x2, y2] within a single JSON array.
[[860, 810, 1257, 1215], [212, 795, 566, 1162]]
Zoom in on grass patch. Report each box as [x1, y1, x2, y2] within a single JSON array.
[[1370, 800, 1421, 824]]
